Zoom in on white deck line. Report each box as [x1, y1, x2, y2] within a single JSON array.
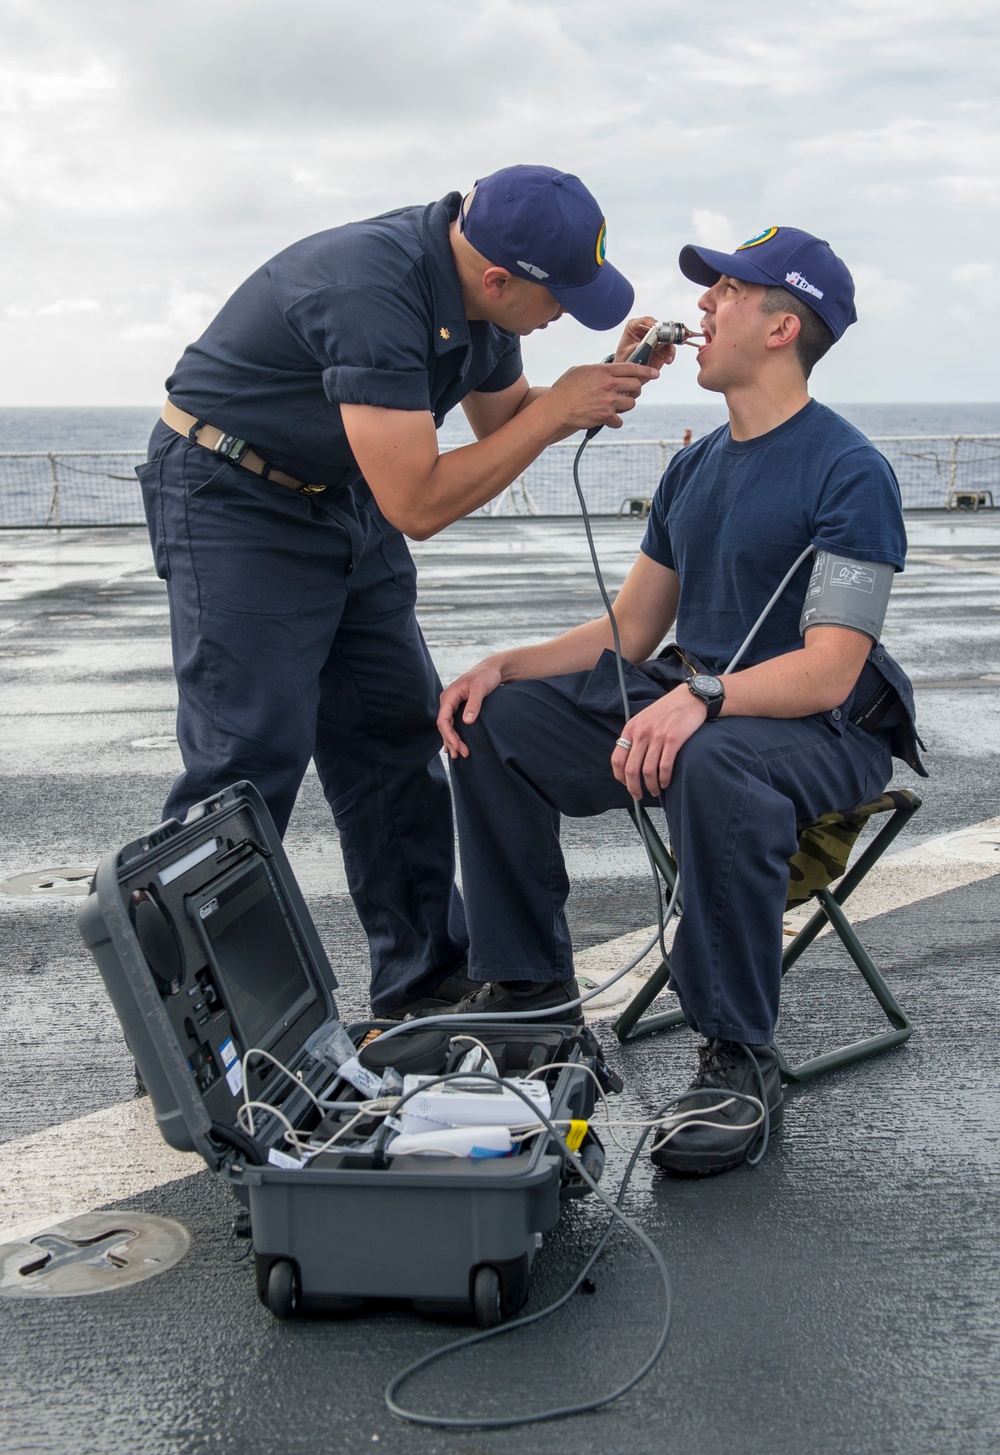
[[0, 1099, 202, 1248]]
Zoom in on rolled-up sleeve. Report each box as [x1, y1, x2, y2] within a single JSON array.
[[285, 282, 433, 411]]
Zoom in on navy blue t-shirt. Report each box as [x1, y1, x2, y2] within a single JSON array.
[[166, 193, 523, 488], [640, 400, 906, 674]]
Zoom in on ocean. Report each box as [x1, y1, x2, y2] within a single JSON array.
[[1, 402, 997, 525], [0, 401, 998, 454]]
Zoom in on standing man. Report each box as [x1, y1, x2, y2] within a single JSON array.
[[438, 226, 925, 1174], [138, 165, 662, 1018]]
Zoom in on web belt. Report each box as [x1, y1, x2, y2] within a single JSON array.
[[160, 401, 327, 495]]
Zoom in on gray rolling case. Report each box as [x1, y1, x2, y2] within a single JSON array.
[[78, 782, 615, 1325]]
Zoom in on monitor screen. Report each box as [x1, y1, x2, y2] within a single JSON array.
[[188, 856, 317, 1054]]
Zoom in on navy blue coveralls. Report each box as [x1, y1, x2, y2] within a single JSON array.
[[138, 193, 523, 1014], [451, 402, 925, 1046]]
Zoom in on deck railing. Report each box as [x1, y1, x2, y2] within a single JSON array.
[[0, 435, 998, 528]]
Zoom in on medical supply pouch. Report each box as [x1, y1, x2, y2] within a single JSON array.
[[849, 644, 927, 776]]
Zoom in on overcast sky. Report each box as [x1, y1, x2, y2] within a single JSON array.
[[1, 0, 997, 407]]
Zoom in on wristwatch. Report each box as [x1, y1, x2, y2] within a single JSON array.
[[687, 673, 725, 721]]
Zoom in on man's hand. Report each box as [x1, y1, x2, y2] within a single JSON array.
[[438, 659, 504, 759], [542, 360, 660, 432], [614, 315, 679, 370], [611, 684, 707, 799]]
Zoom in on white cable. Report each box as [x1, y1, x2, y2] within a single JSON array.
[[447, 1034, 499, 1075], [237, 1098, 302, 1150], [524, 1059, 633, 1154], [648, 1093, 764, 1154], [301, 1108, 370, 1162], [239, 1045, 326, 1135]]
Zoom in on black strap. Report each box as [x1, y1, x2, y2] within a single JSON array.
[[187, 418, 206, 444]]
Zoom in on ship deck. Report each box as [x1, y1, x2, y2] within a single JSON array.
[[1, 511, 998, 1455]]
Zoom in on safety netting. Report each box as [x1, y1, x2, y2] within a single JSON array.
[[1, 436, 998, 528]]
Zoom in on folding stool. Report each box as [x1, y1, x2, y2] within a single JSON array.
[[612, 790, 922, 1082]]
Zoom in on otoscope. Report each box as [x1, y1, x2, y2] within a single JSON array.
[[586, 320, 704, 439]]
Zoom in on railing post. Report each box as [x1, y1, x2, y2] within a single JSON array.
[[44, 452, 62, 529], [948, 435, 961, 497]]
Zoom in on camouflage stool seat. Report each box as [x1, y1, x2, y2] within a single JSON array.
[[613, 789, 922, 1083]]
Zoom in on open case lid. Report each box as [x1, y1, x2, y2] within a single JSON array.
[[79, 782, 341, 1173]]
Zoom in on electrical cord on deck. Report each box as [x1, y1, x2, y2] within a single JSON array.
[[383, 1071, 673, 1430]]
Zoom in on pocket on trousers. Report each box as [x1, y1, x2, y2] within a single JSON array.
[[135, 459, 170, 580], [186, 463, 308, 616]]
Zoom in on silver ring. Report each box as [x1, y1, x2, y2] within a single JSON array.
[[615, 736, 632, 751]]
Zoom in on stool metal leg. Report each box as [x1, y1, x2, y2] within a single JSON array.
[[614, 796, 920, 1069], [777, 886, 913, 1082], [612, 957, 686, 1042], [777, 797, 918, 1082]]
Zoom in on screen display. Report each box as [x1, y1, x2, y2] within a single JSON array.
[[188, 857, 316, 1053]]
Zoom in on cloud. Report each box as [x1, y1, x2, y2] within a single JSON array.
[[118, 322, 175, 343], [4, 297, 101, 318], [117, 286, 221, 345], [37, 297, 102, 316], [691, 211, 739, 251], [0, 0, 998, 403], [937, 175, 1000, 206], [851, 266, 917, 317], [0, 56, 114, 113], [164, 288, 219, 337], [950, 262, 995, 287]]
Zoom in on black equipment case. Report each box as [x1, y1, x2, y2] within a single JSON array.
[[78, 783, 613, 1325]]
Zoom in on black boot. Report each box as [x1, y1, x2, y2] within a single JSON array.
[[650, 1039, 783, 1176]]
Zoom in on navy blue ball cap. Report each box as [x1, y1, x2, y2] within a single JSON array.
[[678, 226, 858, 341], [461, 164, 634, 331]]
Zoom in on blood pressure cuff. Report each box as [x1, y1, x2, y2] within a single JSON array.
[[800, 551, 895, 642]]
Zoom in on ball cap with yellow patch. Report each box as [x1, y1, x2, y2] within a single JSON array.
[[460, 164, 634, 331], [678, 226, 858, 341]]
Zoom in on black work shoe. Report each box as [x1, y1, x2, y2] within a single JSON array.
[[650, 1039, 783, 1177], [375, 966, 481, 1020], [445, 977, 584, 1024], [432, 968, 482, 1003]]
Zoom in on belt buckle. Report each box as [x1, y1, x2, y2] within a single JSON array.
[[299, 483, 327, 495], [213, 433, 250, 465]]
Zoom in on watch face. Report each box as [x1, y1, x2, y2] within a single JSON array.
[[691, 674, 723, 699]]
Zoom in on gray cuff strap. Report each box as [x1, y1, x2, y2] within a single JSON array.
[[799, 551, 895, 642]]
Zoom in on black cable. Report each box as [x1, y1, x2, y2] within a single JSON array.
[[571, 435, 673, 960], [383, 1070, 673, 1429]]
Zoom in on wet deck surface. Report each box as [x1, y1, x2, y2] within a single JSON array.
[[1, 512, 998, 1454]]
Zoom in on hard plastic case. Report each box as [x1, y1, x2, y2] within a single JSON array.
[[78, 782, 611, 1324]]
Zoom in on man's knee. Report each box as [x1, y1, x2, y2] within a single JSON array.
[[671, 720, 756, 793], [460, 680, 557, 762]]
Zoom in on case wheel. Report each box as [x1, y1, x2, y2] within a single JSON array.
[[266, 1259, 300, 1320], [472, 1265, 503, 1329]]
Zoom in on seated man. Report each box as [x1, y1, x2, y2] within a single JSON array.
[[436, 225, 925, 1176]]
